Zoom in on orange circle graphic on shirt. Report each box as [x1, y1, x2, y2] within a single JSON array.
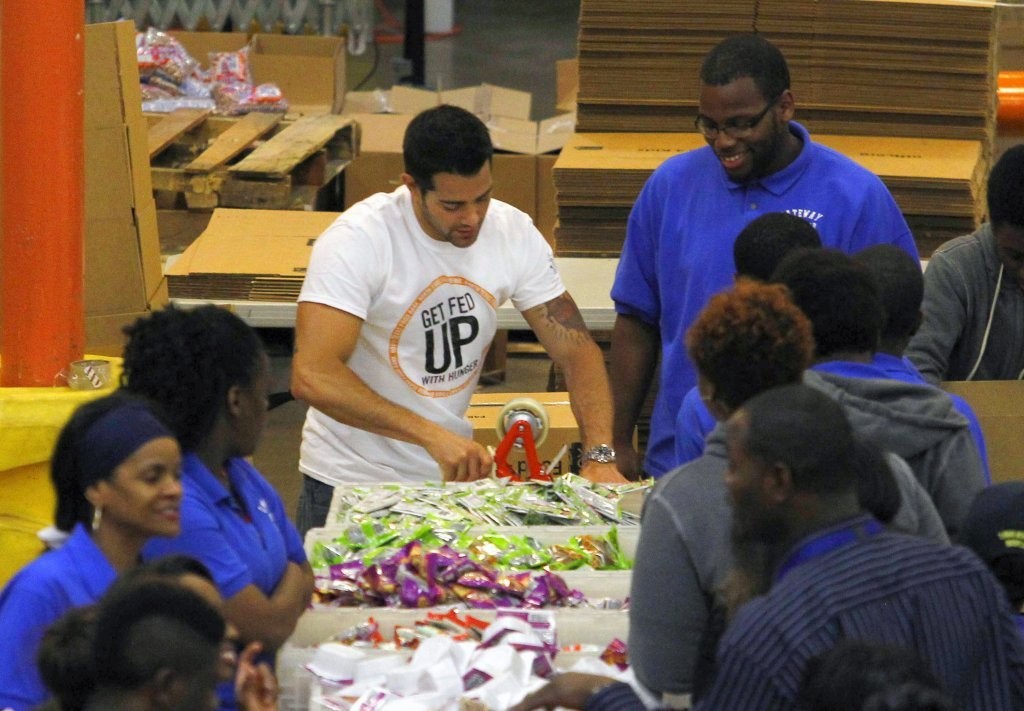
[[390, 275, 497, 397]]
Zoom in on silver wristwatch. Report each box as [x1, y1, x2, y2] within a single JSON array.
[[581, 444, 616, 464]]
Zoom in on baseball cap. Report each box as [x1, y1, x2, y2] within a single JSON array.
[[961, 482, 1024, 566]]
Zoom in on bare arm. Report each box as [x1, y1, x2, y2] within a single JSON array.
[[290, 302, 491, 482], [609, 314, 660, 479], [224, 561, 313, 652], [523, 292, 626, 484]]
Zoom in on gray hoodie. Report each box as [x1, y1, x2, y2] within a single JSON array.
[[907, 223, 1024, 383], [804, 368, 986, 539], [628, 425, 946, 700]]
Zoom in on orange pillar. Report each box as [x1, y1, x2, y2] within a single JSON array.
[[0, 2, 85, 386]]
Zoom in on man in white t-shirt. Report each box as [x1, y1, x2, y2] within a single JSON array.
[[290, 105, 625, 531]]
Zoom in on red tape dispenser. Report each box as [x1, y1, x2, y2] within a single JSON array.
[[493, 397, 551, 482]]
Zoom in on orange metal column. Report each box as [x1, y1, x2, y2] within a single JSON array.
[[0, 2, 85, 385]]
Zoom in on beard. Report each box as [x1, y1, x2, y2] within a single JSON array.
[[721, 506, 791, 622]]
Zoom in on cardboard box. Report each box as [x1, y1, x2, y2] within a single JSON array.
[[85, 21, 167, 354], [249, 34, 346, 113], [942, 381, 1024, 484], [169, 31, 347, 113], [466, 392, 578, 479], [352, 83, 573, 155], [343, 113, 413, 208]]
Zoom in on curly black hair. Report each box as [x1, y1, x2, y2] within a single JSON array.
[[120, 305, 264, 451], [687, 279, 813, 412]]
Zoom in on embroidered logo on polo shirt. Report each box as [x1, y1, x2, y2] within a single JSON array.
[[257, 498, 274, 523]]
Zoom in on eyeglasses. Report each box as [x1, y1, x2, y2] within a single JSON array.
[[694, 97, 779, 140]]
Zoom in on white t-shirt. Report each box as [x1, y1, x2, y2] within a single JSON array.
[[297, 185, 565, 485]]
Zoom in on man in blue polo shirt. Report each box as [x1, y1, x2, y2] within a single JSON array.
[[512, 386, 1024, 711], [610, 33, 917, 479]]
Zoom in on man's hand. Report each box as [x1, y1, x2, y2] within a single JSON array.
[[613, 443, 644, 481], [511, 672, 617, 711], [580, 460, 629, 484], [424, 429, 494, 482], [235, 642, 278, 711]]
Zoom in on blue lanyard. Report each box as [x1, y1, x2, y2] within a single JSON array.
[[774, 517, 884, 584]]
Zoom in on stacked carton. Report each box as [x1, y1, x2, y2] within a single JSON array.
[[576, 0, 998, 141], [553, 132, 986, 257], [556, 0, 997, 258]]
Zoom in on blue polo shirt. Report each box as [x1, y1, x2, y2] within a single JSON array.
[[143, 454, 306, 710], [143, 453, 306, 600], [675, 385, 717, 466], [612, 121, 917, 477], [0, 524, 116, 711]]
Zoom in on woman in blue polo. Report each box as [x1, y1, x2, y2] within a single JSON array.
[[123, 305, 313, 711], [0, 393, 182, 711]]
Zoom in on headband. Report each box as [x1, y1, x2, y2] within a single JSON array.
[[78, 401, 174, 488]]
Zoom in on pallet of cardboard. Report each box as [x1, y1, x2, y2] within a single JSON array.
[[552, 132, 985, 257], [148, 111, 358, 210]]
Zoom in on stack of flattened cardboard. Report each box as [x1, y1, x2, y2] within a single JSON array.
[[576, 0, 997, 141], [165, 208, 337, 301], [553, 132, 984, 258], [553, 133, 704, 257]]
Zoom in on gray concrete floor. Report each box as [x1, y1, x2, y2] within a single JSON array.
[[347, 0, 581, 119], [250, 1, 582, 514]]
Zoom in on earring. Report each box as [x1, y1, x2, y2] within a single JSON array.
[[92, 505, 102, 531]]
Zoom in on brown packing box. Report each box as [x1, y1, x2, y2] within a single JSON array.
[[85, 21, 167, 354], [467, 392, 578, 478], [168, 31, 347, 113], [357, 84, 575, 156], [342, 114, 538, 218], [343, 113, 413, 209], [942, 381, 1024, 484]]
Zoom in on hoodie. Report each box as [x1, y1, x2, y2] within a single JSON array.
[[805, 364, 986, 539]]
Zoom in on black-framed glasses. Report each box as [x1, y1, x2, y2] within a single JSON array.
[[694, 97, 779, 140]]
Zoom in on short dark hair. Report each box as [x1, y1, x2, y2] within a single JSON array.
[[733, 212, 822, 280], [740, 384, 856, 495], [853, 244, 923, 342], [772, 248, 884, 358], [51, 392, 168, 532], [92, 580, 224, 690], [121, 305, 265, 451], [687, 279, 813, 411], [37, 606, 97, 711], [700, 34, 791, 102], [987, 145, 1024, 229], [799, 639, 954, 711], [403, 104, 493, 192]]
